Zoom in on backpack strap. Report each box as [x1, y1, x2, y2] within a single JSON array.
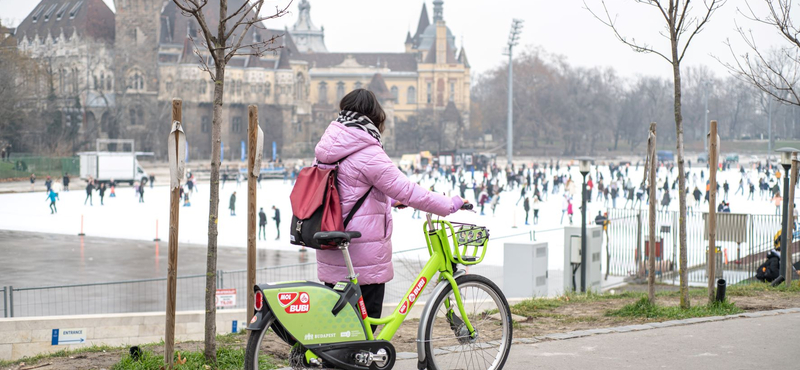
[[344, 186, 373, 228]]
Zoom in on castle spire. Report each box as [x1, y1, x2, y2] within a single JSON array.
[[433, 0, 444, 22]]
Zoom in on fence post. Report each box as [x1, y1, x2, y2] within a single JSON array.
[[2, 287, 7, 318], [8, 286, 13, 318], [635, 212, 642, 277], [218, 270, 224, 289]]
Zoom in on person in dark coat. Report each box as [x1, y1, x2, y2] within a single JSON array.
[[229, 192, 236, 216], [84, 179, 95, 206], [661, 190, 671, 211], [258, 207, 267, 240], [138, 182, 145, 203], [272, 205, 281, 240], [523, 197, 530, 225], [62, 174, 70, 191], [98, 183, 106, 205], [44, 176, 52, 193]]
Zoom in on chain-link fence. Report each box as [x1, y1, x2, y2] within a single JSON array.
[[606, 209, 795, 285], [0, 156, 80, 180], [3, 244, 506, 318]]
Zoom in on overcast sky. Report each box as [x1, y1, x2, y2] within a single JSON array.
[[1, 0, 791, 80]]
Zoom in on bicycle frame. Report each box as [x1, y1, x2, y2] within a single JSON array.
[[362, 217, 476, 341]]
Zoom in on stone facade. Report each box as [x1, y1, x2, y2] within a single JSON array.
[[15, 0, 470, 158]]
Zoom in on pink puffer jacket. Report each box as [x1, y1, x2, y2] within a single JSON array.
[[314, 121, 462, 285]]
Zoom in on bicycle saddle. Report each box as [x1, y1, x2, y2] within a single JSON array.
[[313, 231, 362, 245]]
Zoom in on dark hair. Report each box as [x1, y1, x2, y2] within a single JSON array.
[[339, 89, 386, 133]]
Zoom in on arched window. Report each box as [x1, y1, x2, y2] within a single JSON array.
[[99, 73, 105, 91], [390, 86, 398, 103], [407, 86, 417, 104], [106, 74, 112, 91], [318, 81, 328, 104], [127, 70, 145, 91], [336, 82, 345, 102], [354, 81, 362, 90], [295, 73, 306, 101], [265, 82, 271, 96]]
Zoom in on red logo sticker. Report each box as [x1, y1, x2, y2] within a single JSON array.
[[277, 292, 298, 307], [250, 315, 258, 324], [357, 297, 368, 319], [399, 300, 408, 315], [285, 292, 310, 314], [407, 277, 427, 304]]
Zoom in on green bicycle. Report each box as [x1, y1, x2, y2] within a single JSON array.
[[245, 204, 513, 370]]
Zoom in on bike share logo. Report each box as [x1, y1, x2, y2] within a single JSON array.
[[400, 277, 427, 315], [278, 292, 310, 314]]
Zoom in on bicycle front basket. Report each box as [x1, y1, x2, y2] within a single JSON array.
[[448, 223, 490, 265]]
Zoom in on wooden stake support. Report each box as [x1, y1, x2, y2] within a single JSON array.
[[247, 105, 258, 322], [708, 120, 718, 304], [165, 99, 183, 369]]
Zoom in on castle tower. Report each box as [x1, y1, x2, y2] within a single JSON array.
[[290, 0, 328, 53], [113, 0, 162, 149]]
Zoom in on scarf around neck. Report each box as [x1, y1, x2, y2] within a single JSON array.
[[336, 110, 382, 148]]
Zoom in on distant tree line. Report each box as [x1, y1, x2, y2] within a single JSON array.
[[467, 47, 798, 156]]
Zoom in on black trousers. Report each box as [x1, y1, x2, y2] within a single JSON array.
[[326, 282, 385, 333]]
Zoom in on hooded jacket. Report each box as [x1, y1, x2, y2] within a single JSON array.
[[314, 121, 462, 284]]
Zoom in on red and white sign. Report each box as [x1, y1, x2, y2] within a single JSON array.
[[215, 289, 237, 308], [285, 292, 310, 314], [277, 292, 299, 307]]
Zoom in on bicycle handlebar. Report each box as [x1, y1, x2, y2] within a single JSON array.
[[460, 203, 474, 211]]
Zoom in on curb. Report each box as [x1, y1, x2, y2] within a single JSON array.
[[393, 307, 800, 361]]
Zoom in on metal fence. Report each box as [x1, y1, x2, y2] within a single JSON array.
[[0, 156, 80, 179], [606, 209, 797, 285], [2, 244, 506, 318]]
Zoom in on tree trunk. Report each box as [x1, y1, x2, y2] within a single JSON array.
[[671, 34, 690, 309], [204, 63, 225, 363]]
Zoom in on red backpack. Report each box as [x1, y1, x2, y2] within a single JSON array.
[[289, 161, 371, 249]]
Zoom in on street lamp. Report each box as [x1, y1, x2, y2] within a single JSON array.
[[776, 148, 795, 285], [505, 19, 524, 166], [578, 157, 592, 292]]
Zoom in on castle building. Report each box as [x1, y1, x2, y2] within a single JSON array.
[[14, 0, 470, 159]]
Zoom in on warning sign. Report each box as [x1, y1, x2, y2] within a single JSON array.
[[215, 289, 237, 308]]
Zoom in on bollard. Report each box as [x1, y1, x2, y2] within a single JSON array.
[[78, 215, 86, 236], [154, 220, 161, 241], [715, 278, 726, 302]]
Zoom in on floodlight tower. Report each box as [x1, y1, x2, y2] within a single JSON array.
[[505, 19, 524, 166]]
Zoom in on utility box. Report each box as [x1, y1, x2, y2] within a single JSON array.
[[563, 226, 603, 293], [503, 242, 549, 298]]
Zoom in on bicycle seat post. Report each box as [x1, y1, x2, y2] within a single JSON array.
[[426, 212, 435, 232], [339, 241, 358, 281]]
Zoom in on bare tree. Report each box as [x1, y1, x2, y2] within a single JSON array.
[[170, 0, 290, 363], [721, 0, 800, 106], [586, 0, 725, 308]]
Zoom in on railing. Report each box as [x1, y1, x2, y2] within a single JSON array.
[[2, 234, 513, 318], [606, 209, 793, 285]]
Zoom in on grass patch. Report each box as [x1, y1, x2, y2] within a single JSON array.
[[727, 281, 800, 297], [607, 297, 743, 320], [0, 345, 123, 368], [112, 346, 281, 370], [510, 290, 650, 318]]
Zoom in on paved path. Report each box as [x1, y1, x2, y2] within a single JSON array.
[[394, 312, 800, 369]]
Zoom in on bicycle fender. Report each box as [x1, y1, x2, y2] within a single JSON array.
[[247, 304, 275, 331], [416, 269, 466, 367]]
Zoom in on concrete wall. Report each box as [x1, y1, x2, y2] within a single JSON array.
[[0, 309, 248, 361]]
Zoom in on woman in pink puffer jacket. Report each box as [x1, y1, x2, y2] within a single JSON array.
[[315, 89, 465, 322]]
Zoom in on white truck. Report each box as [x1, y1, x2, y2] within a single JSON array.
[[78, 140, 152, 185]]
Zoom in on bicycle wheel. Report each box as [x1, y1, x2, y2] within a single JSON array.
[[245, 316, 311, 370], [423, 274, 512, 370]]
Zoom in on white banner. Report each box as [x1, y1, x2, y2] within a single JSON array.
[[168, 120, 187, 190]]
